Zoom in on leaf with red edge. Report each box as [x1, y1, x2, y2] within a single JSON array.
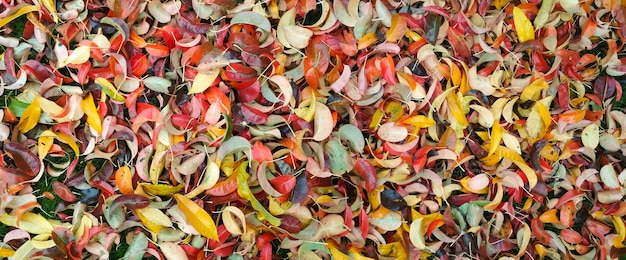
[[240, 104, 268, 125]]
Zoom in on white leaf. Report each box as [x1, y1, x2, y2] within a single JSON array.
[[581, 124, 599, 149], [377, 123, 408, 142], [600, 164, 621, 189], [312, 102, 333, 141], [160, 242, 187, 260]]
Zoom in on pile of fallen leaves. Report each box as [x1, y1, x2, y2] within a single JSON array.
[[1, 0, 626, 259]]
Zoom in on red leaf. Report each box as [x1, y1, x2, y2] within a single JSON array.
[[0, 167, 31, 185], [5, 142, 40, 177], [269, 175, 296, 195], [52, 180, 77, 202], [206, 174, 238, 196], [240, 104, 267, 125], [353, 159, 377, 192], [280, 215, 302, 233], [251, 141, 273, 163]]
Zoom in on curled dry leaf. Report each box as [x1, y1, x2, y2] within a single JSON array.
[[0, 0, 625, 258]]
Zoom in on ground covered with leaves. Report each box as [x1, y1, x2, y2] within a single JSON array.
[[1, 0, 626, 259]]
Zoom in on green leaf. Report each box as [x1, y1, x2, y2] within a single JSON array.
[[143, 76, 172, 93], [326, 139, 350, 174], [123, 232, 148, 260]]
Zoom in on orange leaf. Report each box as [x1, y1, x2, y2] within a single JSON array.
[[115, 166, 134, 194]]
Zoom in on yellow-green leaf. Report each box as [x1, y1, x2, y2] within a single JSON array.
[[513, 7, 535, 42], [95, 77, 126, 102], [409, 217, 426, 250], [294, 94, 316, 122], [80, 93, 102, 133], [185, 161, 220, 198], [236, 163, 281, 226], [140, 183, 184, 196], [17, 97, 41, 133], [173, 194, 219, 241], [0, 5, 39, 29]]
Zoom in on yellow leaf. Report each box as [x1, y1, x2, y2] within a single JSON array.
[[525, 105, 544, 142], [446, 91, 468, 127], [348, 246, 376, 260], [136, 207, 172, 234], [369, 109, 384, 130], [513, 7, 535, 42], [0, 247, 15, 257], [401, 115, 435, 128], [173, 194, 219, 241], [17, 97, 40, 133], [53, 132, 79, 156], [358, 32, 377, 50], [521, 78, 548, 102], [386, 14, 407, 42], [483, 182, 503, 211], [613, 215, 626, 248], [0, 212, 53, 235], [500, 146, 538, 188], [0, 5, 39, 29], [493, 0, 509, 9], [294, 94, 316, 122], [189, 70, 219, 94], [31, 234, 55, 249], [140, 183, 184, 196], [489, 121, 502, 156], [38, 130, 55, 158], [36, 95, 65, 117], [327, 240, 352, 260], [80, 93, 102, 133], [538, 209, 559, 223]]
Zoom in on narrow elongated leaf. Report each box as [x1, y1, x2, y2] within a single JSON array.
[[80, 93, 102, 133]]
